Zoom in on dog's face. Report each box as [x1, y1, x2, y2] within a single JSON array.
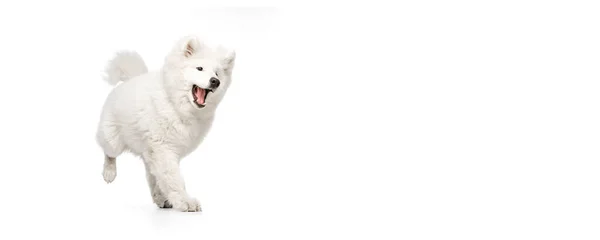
[[164, 36, 236, 113], [182, 58, 221, 108]]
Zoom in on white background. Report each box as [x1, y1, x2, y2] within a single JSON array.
[[0, 1, 599, 239]]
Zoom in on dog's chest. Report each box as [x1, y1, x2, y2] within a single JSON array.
[[166, 118, 213, 156]]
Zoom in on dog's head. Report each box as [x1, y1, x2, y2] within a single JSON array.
[[163, 36, 236, 115]]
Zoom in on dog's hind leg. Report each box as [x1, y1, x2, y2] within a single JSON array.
[[96, 122, 125, 183], [103, 155, 117, 183]]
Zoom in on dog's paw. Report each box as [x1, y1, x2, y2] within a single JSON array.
[[151, 192, 172, 208], [103, 167, 116, 183], [156, 200, 173, 209], [168, 193, 201, 212]]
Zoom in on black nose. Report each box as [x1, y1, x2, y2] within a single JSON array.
[[209, 77, 220, 89]]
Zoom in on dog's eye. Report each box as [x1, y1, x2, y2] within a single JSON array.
[[215, 72, 219, 77], [196, 67, 203, 71]]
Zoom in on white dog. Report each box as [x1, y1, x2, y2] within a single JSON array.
[[96, 35, 236, 212]]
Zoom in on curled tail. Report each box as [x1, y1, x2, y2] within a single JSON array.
[[103, 51, 148, 85]]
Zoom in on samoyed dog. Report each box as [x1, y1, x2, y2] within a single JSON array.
[[96, 35, 236, 212]]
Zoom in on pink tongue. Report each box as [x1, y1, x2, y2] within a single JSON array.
[[195, 88, 206, 105]]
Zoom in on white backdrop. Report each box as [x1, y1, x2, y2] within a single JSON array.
[[0, 1, 599, 239]]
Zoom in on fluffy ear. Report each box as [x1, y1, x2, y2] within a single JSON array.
[[178, 35, 204, 58], [222, 50, 236, 74]]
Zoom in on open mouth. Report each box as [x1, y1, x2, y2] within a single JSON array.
[[192, 85, 213, 108]]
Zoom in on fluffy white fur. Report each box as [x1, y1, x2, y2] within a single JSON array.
[[96, 35, 236, 212]]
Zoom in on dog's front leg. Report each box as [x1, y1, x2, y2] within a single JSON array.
[[143, 162, 172, 208], [143, 150, 201, 212]]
